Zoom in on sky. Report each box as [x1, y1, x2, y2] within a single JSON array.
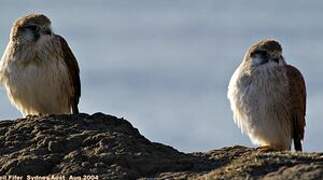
[[0, 0, 322, 152]]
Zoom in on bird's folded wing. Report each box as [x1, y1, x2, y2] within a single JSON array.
[[55, 35, 81, 113], [287, 65, 306, 139]]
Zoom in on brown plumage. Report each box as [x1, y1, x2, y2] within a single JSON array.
[[248, 39, 282, 53], [57, 35, 81, 114], [287, 65, 306, 151], [228, 39, 307, 151], [0, 13, 81, 116]]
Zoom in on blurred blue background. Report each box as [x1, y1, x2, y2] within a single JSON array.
[[0, 0, 322, 152]]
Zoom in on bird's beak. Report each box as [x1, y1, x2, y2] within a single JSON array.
[[41, 28, 52, 35], [269, 58, 278, 63], [33, 31, 40, 41], [259, 58, 269, 65], [270, 55, 284, 64]]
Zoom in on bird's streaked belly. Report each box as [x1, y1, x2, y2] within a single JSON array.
[[4, 59, 71, 116], [229, 67, 292, 150]]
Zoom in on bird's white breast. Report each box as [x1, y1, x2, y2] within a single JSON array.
[[0, 40, 72, 116], [228, 63, 292, 149]]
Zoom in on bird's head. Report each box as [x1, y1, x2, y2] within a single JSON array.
[[243, 39, 286, 70], [10, 13, 53, 44]]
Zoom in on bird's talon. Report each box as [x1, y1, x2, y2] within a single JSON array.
[[256, 146, 277, 153]]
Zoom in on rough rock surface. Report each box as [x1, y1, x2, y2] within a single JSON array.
[[0, 113, 322, 179]]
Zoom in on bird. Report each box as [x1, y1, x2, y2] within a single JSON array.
[[227, 39, 306, 151], [0, 13, 81, 117]]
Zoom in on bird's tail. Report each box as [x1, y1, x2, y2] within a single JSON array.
[[293, 116, 303, 152], [72, 104, 79, 114], [294, 138, 302, 151]]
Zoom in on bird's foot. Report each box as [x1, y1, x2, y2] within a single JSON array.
[[256, 146, 277, 153], [25, 114, 43, 120]]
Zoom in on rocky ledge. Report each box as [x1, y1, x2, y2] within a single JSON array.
[[0, 113, 322, 179]]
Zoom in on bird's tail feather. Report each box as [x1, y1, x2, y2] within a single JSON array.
[[72, 105, 79, 114]]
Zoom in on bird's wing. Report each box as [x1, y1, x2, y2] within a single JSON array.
[[286, 65, 306, 150], [55, 35, 81, 114]]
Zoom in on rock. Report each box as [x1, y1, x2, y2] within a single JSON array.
[[3, 156, 53, 175], [0, 113, 322, 179]]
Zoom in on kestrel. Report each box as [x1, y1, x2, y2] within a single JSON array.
[[0, 13, 81, 116], [228, 39, 306, 151]]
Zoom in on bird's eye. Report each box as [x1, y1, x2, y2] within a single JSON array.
[[23, 25, 39, 31], [251, 50, 268, 58]]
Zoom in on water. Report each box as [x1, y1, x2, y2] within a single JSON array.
[[0, 0, 322, 152]]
